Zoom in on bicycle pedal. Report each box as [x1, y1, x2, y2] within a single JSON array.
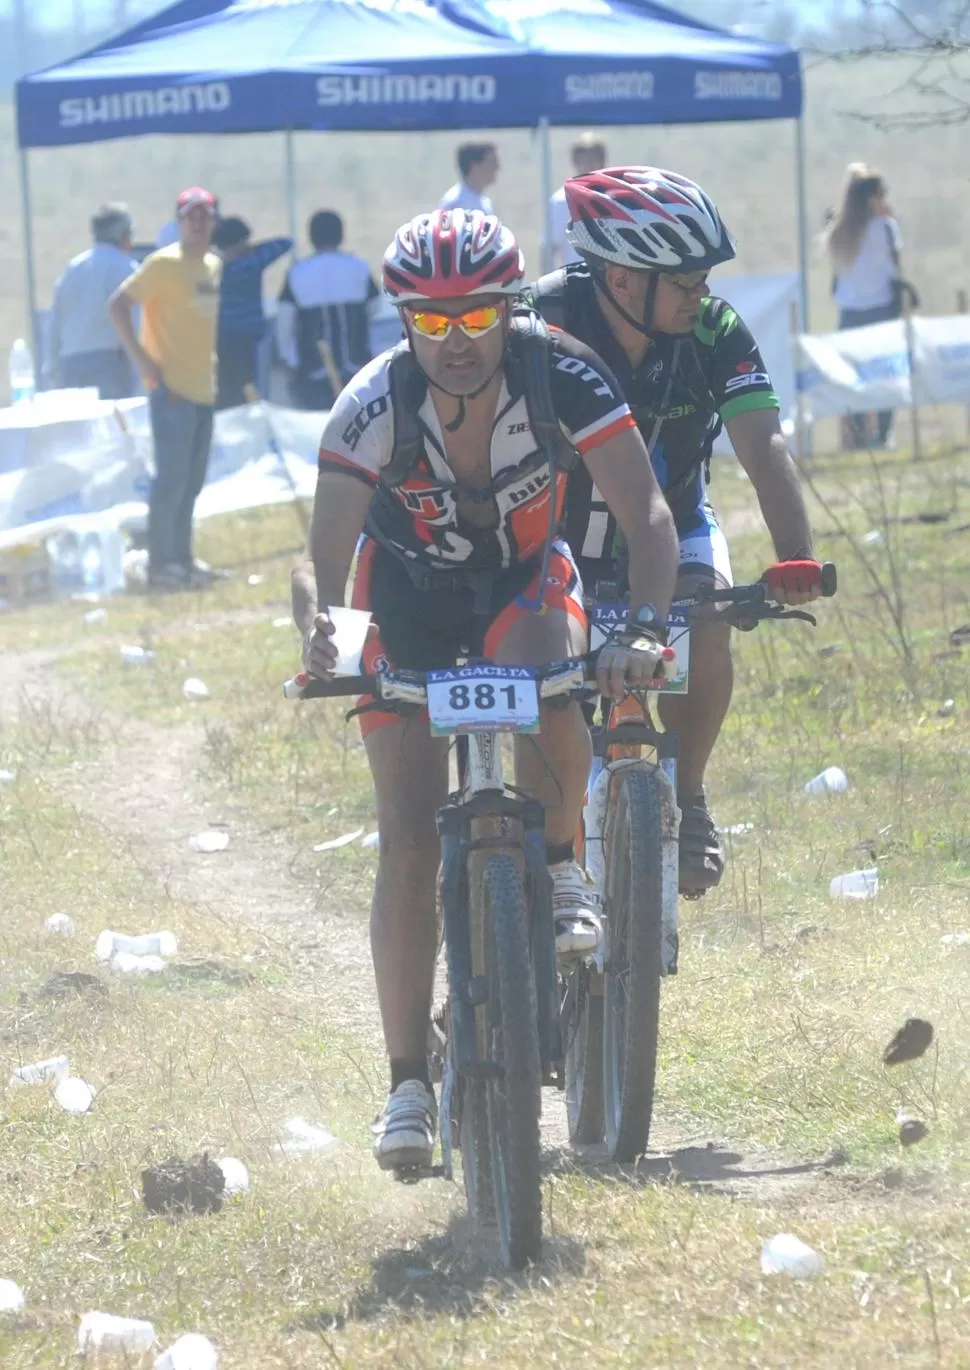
[[392, 1163, 446, 1184]]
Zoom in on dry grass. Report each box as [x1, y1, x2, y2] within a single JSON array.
[[2, 446, 970, 1365], [2, 53, 970, 385]]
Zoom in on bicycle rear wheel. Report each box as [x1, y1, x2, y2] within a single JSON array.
[[562, 966, 605, 1145], [482, 854, 543, 1269], [603, 766, 664, 1163]]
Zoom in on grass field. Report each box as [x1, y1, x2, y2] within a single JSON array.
[[2, 51, 970, 387], [2, 440, 970, 1366]]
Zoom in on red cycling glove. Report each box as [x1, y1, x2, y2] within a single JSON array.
[[763, 559, 822, 597]]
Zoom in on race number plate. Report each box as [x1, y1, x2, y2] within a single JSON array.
[[426, 665, 540, 736], [589, 601, 691, 695]]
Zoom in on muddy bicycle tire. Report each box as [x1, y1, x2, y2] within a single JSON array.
[[482, 854, 543, 1268], [603, 766, 664, 1163]]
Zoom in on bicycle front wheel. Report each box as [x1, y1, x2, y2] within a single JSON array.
[[603, 766, 664, 1163], [482, 854, 543, 1269]]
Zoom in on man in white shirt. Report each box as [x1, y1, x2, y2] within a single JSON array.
[[547, 133, 608, 269], [438, 143, 499, 215], [45, 203, 139, 399], [277, 210, 381, 410]]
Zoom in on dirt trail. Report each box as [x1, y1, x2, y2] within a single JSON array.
[[1, 626, 836, 1208]]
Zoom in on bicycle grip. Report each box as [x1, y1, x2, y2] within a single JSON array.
[[820, 562, 837, 597]]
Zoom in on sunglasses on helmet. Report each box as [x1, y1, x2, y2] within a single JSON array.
[[406, 303, 504, 341]]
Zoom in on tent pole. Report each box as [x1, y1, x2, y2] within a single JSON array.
[[537, 117, 553, 275], [285, 129, 298, 249], [795, 115, 809, 333], [17, 147, 40, 369]]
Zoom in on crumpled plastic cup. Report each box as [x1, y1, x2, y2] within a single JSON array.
[[97, 930, 178, 961], [112, 951, 167, 975], [0, 1279, 25, 1313], [78, 1311, 156, 1355], [217, 1157, 249, 1197], [154, 1332, 218, 1370], [804, 766, 849, 796], [10, 1054, 69, 1086], [55, 1077, 95, 1114], [327, 606, 372, 677], [45, 912, 76, 935], [189, 831, 229, 854], [829, 867, 878, 899], [760, 1233, 823, 1278], [182, 678, 210, 701]]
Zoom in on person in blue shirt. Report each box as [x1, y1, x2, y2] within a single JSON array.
[[212, 217, 292, 409]]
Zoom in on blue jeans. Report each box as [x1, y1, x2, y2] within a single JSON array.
[[148, 386, 214, 574]]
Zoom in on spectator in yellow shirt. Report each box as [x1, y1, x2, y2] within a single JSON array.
[[109, 187, 223, 591]]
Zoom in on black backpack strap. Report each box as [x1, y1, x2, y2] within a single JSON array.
[[528, 268, 569, 333], [380, 342, 427, 490], [507, 307, 580, 473]]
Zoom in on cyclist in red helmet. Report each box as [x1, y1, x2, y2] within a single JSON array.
[[525, 168, 822, 898], [292, 208, 678, 1172]]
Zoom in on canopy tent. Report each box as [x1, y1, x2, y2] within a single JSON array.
[[14, 0, 807, 349]]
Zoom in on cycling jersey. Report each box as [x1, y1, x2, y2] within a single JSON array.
[[317, 330, 635, 575], [524, 263, 780, 565]]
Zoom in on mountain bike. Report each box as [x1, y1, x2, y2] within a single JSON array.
[[561, 564, 838, 1164], [288, 656, 593, 1270]]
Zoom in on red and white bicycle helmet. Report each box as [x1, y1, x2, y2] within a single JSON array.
[[382, 208, 525, 305], [564, 166, 736, 273]]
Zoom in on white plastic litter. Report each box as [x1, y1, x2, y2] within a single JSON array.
[[217, 1157, 249, 1196], [55, 1076, 95, 1114], [829, 867, 878, 899], [247, 573, 264, 586], [83, 607, 107, 625], [182, 678, 210, 701], [720, 822, 754, 837], [941, 932, 970, 947], [10, 1054, 69, 1086], [274, 1117, 337, 1155], [938, 698, 956, 718], [120, 644, 155, 663], [189, 830, 229, 854], [45, 912, 76, 935], [96, 930, 178, 961], [0, 769, 15, 783], [272, 616, 292, 629], [112, 951, 167, 975], [862, 529, 884, 545], [0, 1279, 25, 1313], [155, 1333, 218, 1370], [313, 828, 364, 852], [760, 1233, 823, 1278], [804, 766, 849, 796], [361, 830, 380, 849], [78, 1311, 156, 1357]]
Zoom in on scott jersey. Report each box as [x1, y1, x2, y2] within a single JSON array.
[[525, 265, 780, 547], [317, 333, 636, 573]]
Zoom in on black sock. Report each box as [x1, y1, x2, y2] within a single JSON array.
[[547, 840, 574, 866], [390, 1057, 430, 1091]]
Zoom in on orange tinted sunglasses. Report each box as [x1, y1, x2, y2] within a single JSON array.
[[407, 304, 503, 341]]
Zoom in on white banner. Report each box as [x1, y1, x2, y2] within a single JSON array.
[[797, 314, 970, 421], [713, 271, 800, 455], [0, 394, 325, 549]]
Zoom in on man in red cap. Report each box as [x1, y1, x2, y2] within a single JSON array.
[[109, 188, 225, 590]]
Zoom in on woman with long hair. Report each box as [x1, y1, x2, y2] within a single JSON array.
[[826, 166, 906, 448]]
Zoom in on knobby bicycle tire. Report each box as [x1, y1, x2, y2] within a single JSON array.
[[562, 966, 605, 1145], [603, 766, 664, 1163], [459, 1073, 495, 1227], [482, 854, 543, 1269]]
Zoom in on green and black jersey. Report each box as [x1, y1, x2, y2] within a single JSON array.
[[525, 263, 780, 539]]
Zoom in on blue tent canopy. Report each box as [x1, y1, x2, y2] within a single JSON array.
[[16, 0, 800, 149]]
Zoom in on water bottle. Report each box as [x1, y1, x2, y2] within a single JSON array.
[[80, 533, 104, 592], [46, 531, 83, 596], [8, 338, 35, 404]]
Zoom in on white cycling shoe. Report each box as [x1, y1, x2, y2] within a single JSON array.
[[550, 860, 603, 956], [373, 1080, 438, 1171]]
